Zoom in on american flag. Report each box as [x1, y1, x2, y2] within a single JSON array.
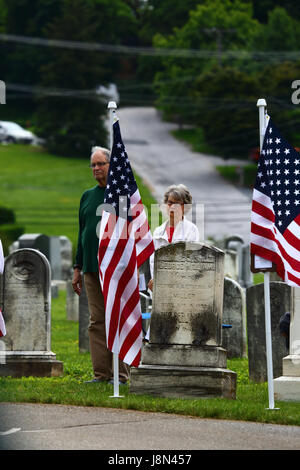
[[98, 117, 154, 367], [251, 116, 300, 286], [0, 311, 6, 338]]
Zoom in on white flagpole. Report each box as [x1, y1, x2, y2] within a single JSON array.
[[256, 98, 278, 410], [107, 101, 123, 398]]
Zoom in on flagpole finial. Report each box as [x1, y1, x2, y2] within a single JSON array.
[[108, 101, 117, 110], [257, 98, 267, 107]]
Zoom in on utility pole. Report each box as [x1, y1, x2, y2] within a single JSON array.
[[203, 28, 236, 66]]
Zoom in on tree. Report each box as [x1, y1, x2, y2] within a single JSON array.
[[1, 0, 62, 85], [252, 7, 298, 51], [257, 60, 300, 145], [153, 0, 260, 123], [241, 0, 300, 23], [34, 0, 109, 157], [193, 65, 260, 158]]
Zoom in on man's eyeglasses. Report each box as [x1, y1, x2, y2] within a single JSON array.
[[89, 162, 109, 168]]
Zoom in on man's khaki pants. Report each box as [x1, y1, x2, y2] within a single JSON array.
[[84, 272, 130, 382]]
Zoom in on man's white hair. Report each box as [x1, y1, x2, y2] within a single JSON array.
[[90, 146, 110, 162]]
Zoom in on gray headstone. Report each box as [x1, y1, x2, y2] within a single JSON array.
[[59, 236, 72, 281], [130, 242, 237, 399], [18, 234, 50, 257], [150, 242, 224, 347], [49, 236, 62, 280], [225, 236, 253, 288], [246, 281, 291, 383], [222, 277, 246, 358], [3, 249, 51, 351], [17, 234, 64, 280], [79, 277, 90, 353], [224, 250, 238, 281], [225, 235, 244, 248], [240, 244, 253, 288], [0, 249, 63, 376], [139, 258, 151, 313], [66, 279, 79, 322]]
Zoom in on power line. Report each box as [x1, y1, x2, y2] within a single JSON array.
[[0, 33, 300, 61]]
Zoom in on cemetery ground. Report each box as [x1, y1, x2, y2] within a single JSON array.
[[0, 142, 299, 428], [0, 289, 300, 427]]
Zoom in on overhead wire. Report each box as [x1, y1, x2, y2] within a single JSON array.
[[0, 32, 299, 61]]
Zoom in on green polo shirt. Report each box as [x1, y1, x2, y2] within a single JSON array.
[[75, 185, 105, 273]]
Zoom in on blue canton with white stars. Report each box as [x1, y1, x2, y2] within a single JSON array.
[[255, 118, 300, 234], [104, 119, 138, 220]]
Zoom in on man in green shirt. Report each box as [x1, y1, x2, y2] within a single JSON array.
[[72, 146, 130, 384]]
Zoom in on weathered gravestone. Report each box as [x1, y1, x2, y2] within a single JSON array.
[[0, 249, 63, 377], [16, 234, 63, 280], [224, 249, 239, 281], [79, 277, 90, 353], [222, 277, 247, 358], [59, 236, 72, 281], [139, 258, 152, 336], [130, 242, 236, 399], [66, 280, 79, 322], [246, 281, 291, 383]]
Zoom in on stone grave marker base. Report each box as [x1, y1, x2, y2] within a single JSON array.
[[130, 364, 236, 399], [141, 344, 227, 368], [0, 351, 63, 378]]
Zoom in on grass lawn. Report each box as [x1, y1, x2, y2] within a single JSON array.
[[171, 128, 217, 155], [0, 142, 299, 425], [0, 290, 299, 426], [0, 143, 157, 257]]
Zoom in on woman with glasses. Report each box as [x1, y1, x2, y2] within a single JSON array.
[[147, 184, 199, 292]]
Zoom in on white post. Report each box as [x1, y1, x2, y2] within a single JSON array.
[[107, 101, 123, 398], [256, 98, 278, 410], [257, 98, 267, 150]]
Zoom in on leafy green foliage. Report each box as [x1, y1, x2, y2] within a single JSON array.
[[34, 0, 108, 157], [0, 206, 24, 255]]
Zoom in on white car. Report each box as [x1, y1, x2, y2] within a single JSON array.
[[0, 121, 35, 144]]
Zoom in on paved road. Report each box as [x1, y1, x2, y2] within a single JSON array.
[[1, 403, 299, 450], [118, 107, 252, 244]]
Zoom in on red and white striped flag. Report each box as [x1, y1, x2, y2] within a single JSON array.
[[0, 238, 3, 275], [0, 310, 6, 338], [98, 117, 154, 366], [250, 117, 300, 286], [0, 239, 6, 337]]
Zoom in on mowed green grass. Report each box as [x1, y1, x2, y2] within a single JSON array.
[[0, 290, 300, 425], [1, 144, 300, 425], [0, 143, 157, 257]]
